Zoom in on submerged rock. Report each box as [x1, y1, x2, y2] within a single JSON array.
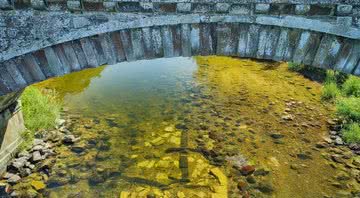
[[270, 133, 285, 139], [63, 135, 79, 144], [256, 182, 274, 194], [335, 137, 344, 145], [30, 180, 46, 191], [240, 165, 256, 176], [7, 174, 21, 184]]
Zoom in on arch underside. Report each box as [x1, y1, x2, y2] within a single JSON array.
[[0, 22, 360, 96]]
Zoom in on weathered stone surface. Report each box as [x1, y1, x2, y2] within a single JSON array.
[[0, 11, 359, 95], [130, 29, 145, 60], [181, 24, 191, 57], [151, 27, 163, 58], [337, 4, 353, 15], [119, 30, 135, 61], [229, 4, 251, 15], [80, 38, 98, 68], [215, 3, 230, 13], [295, 4, 310, 15], [190, 24, 200, 55], [176, 3, 191, 13], [255, 4, 270, 14], [313, 35, 342, 69]]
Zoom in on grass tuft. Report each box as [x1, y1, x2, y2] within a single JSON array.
[[342, 76, 360, 97], [325, 70, 337, 84], [321, 82, 340, 102], [20, 86, 61, 132], [336, 97, 360, 122], [342, 123, 360, 144]]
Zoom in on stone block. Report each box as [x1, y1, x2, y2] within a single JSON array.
[[215, 3, 230, 13], [190, 24, 200, 55], [142, 27, 155, 58], [229, 4, 251, 15], [337, 4, 352, 16], [31, 0, 46, 10], [193, 4, 213, 13], [0, 0, 13, 9], [151, 27, 163, 57], [140, 2, 153, 11], [103, 2, 117, 12], [295, 4, 310, 15], [4, 61, 27, 87], [23, 54, 46, 81], [130, 29, 145, 59], [109, 32, 126, 62], [337, 17, 353, 26], [255, 4, 270, 14], [67, 0, 81, 11], [79, 38, 99, 68], [161, 26, 174, 58], [99, 34, 117, 65], [181, 24, 191, 57], [176, 3, 191, 13], [62, 42, 81, 71]]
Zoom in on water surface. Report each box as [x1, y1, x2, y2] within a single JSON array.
[[35, 56, 358, 197]]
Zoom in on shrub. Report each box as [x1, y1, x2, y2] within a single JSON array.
[[20, 86, 61, 132], [321, 82, 340, 101], [336, 97, 360, 122], [342, 123, 360, 144], [342, 76, 360, 97], [288, 62, 303, 72]]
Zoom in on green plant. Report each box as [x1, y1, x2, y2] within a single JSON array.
[[325, 70, 337, 84], [342, 76, 360, 97], [20, 86, 61, 132], [288, 62, 303, 72], [336, 97, 360, 122], [342, 123, 360, 143], [321, 82, 340, 101], [18, 129, 35, 151]]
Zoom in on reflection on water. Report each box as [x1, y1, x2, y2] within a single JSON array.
[[36, 56, 359, 197]]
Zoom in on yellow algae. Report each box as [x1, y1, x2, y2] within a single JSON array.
[[30, 180, 46, 191]]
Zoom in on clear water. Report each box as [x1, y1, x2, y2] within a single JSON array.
[[33, 56, 359, 198]]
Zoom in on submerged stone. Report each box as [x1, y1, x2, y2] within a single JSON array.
[[30, 180, 46, 190]]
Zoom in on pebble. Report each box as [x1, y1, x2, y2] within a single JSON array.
[[7, 174, 21, 184], [240, 165, 256, 176], [334, 137, 344, 145], [32, 151, 42, 162], [63, 135, 79, 144], [270, 133, 285, 139]]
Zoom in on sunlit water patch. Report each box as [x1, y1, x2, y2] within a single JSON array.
[[35, 56, 359, 198]]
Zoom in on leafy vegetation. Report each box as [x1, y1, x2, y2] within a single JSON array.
[[321, 82, 340, 102], [319, 70, 360, 143], [20, 86, 61, 148], [287, 62, 303, 72], [336, 97, 360, 122], [342, 123, 360, 144], [342, 76, 360, 97]]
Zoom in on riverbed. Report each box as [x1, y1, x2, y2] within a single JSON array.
[[34, 56, 360, 197]]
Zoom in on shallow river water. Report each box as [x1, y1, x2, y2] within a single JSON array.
[[34, 56, 359, 197]]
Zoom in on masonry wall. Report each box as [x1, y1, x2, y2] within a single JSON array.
[[0, 22, 359, 96], [0, 101, 24, 173]]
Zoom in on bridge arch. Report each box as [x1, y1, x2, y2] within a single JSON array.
[[1, 16, 360, 96]]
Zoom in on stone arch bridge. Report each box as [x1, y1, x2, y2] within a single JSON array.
[[0, 0, 359, 171]]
